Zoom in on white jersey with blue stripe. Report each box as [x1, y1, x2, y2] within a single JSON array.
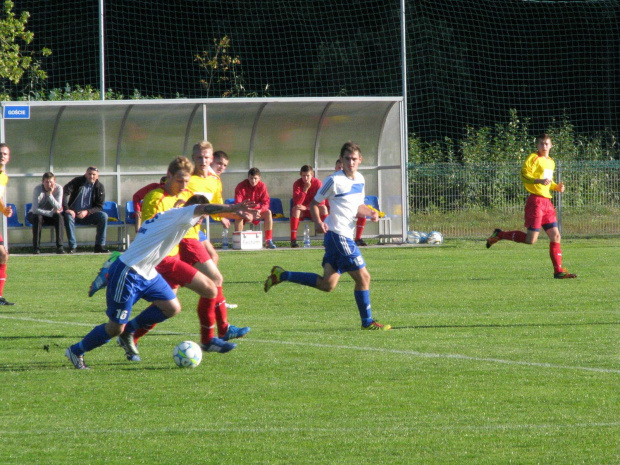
[[120, 206, 202, 279], [314, 170, 365, 239]]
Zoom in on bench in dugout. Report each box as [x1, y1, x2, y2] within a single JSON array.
[[18, 201, 127, 250]]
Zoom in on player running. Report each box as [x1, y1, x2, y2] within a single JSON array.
[[264, 141, 390, 330], [66, 192, 256, 369], [486, 133, 577, 279]]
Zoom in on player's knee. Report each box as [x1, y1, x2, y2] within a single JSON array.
[[105, 321, 123, 338], [318, 283, 336, 292], [198, 281, 217, 299], [316, 278, 336, 292], [164, 302, 182, 317]]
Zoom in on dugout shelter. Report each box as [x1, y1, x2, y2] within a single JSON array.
[[1, 98, 407, 248]]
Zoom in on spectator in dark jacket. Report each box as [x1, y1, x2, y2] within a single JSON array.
[[63, 166, 108, 253]]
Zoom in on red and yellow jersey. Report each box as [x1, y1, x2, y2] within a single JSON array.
[[0, 171, 8, 201], [0, 171, 9, 217], [142, 186, 193, 255], [186, 170, 224, 239], [520, 152, 558, 199]]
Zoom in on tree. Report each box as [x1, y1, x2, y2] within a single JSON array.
[[195, 35, 268, 98], [0, 0, 51, 99]]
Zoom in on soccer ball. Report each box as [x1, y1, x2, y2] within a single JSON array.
[[406, 230, 422, 244], [173, 341, 202, 368], [427, 231, 444, 245]]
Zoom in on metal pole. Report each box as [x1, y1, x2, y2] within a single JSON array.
[[400, 0, 409, 241], [99, 0, 105, 100]]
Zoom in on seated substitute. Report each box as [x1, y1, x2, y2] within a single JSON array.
[[28, 172, 65, 254], [63, 166, 109, 253], [234, 167, 276, 249], [290, 165, 328, 248]]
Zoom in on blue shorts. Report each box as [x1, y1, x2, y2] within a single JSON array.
[[322, 231, 366, 274], [105, 259, 177, 324]]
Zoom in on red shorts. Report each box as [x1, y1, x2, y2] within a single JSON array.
[[524, 195, 557, 231], [155, 254, 198, 290], [179, 238, 211, 265]]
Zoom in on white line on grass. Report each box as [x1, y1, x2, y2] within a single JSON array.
[[2, 314, 619, 375]]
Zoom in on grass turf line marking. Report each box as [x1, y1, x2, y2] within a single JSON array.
[[1, 422, 620, 436], [2, 314, 618, 375]]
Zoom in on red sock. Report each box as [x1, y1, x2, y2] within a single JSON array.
[[265, 229, 273, 241], [197, 297, 217, 345], [549, 241, 563, 274], [133, 324, 155, 344], [215, 287, 229, 338], [497, 230, 527, 243], [355, 217, 366, 241], [0, 264, 7, 296], [290, 217, 300, 241]]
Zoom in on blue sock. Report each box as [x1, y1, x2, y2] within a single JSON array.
[[354, 290, 373, 326], [282, 271, 320, 288], [72, 323, 110, 355], [128, 304, 168, 332]]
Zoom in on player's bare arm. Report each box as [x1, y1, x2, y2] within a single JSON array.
[[357, 204, 378, 222], [309, 199, 327, 233], [195, 200, 257, 221]]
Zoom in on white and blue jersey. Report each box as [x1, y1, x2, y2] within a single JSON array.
[[120, 206, 201, 280], [105, 206, 202, 323], [314, 170, 366, 273], [314, 170, 365, 239]]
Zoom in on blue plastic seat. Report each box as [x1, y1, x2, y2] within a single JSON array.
[[364, 195, 380, 211], [269, 198, 288, 221], [6, 203, 23, 227], [125, 200, 136, 225], [103, 201, 123, 225]]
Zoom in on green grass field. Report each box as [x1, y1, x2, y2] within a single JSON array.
[[1, 239, 619, 464]]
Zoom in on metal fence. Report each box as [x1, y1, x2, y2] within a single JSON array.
[[407, 161, 620, 238]]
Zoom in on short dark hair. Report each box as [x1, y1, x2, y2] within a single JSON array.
[[87, 166, 98, 172], [340, 141, 361, 159], [185, 194, 209, 206], [536, 133, 552, 144], [300, 165, 314, 175], [42, 171, 55, 180], [248, 167, 261, 177], [213, 150, 229, 161]]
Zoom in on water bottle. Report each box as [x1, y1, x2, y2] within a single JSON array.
[[222, 228, 229, 250], [303, 224, 311, 248]]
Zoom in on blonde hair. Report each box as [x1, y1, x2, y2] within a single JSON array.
[[192, 140, 214, 157], [167, 156, 194, 176], [191, 141, 214, 175]]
